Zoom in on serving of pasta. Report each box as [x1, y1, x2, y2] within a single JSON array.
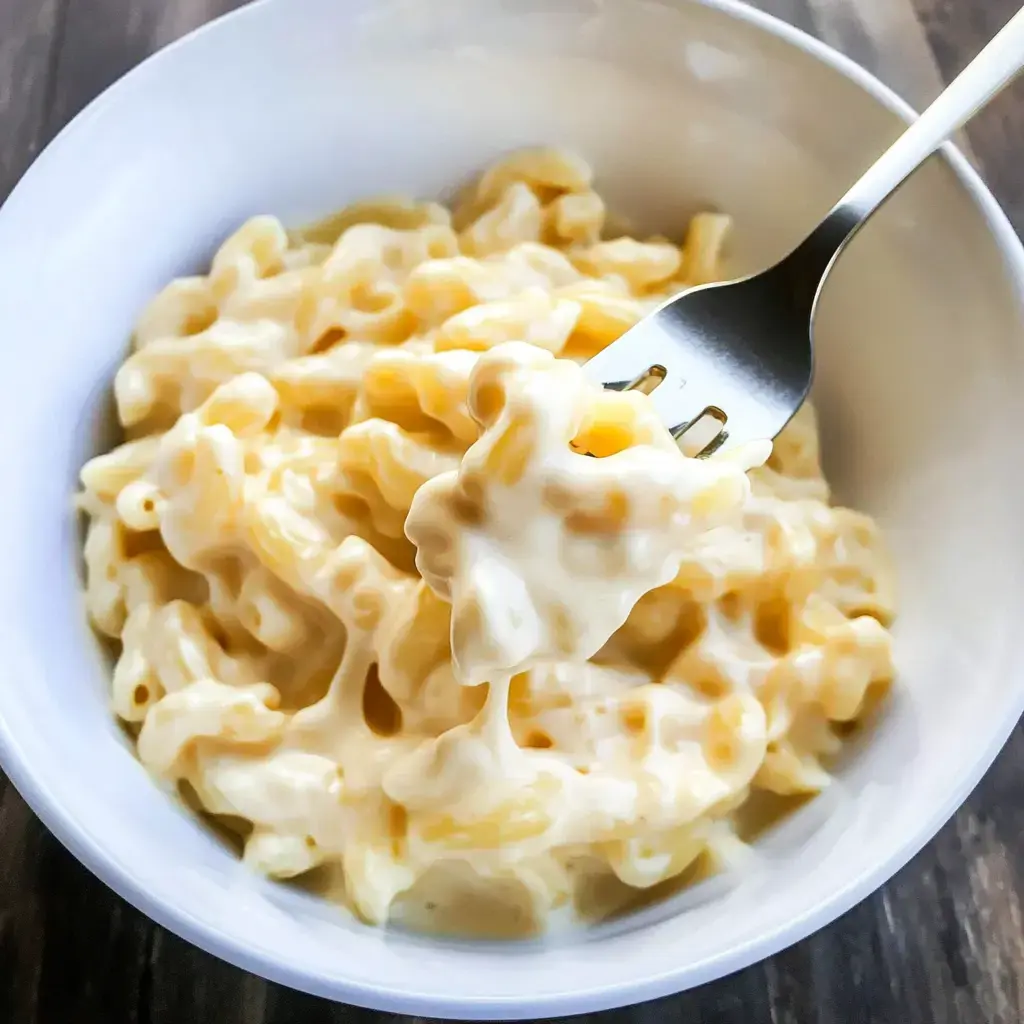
[[78, 149, 896, 936]]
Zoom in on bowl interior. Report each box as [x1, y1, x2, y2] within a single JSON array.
[[0, 0, 1022, 1016]]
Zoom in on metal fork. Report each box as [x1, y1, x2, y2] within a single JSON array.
[[584, 6, 1024, 455]]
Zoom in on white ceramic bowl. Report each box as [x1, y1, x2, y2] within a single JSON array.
[[1, 0, 1023, 1016]]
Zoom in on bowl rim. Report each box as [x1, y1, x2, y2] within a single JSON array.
[[2, 0, 1024, 1017]]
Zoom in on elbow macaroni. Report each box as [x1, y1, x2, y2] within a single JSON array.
[[79, 149, 896, 935]]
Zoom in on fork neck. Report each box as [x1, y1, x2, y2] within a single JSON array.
[[778, 133, 950, 317], [778, 3, 1024, 318], [774, 203, 864, 318]]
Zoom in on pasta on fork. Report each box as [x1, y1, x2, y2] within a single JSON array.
[[78, 148, 895, 934]]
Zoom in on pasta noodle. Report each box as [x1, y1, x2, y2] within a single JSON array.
[[78, 148, 895, 935]]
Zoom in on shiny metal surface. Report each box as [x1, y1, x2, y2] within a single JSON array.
[[585, 4, 1024, 453]]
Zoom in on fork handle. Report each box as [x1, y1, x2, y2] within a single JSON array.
[[786, 4, 1024, 307]]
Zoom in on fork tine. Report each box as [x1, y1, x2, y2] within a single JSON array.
[[583, 308, 804, 454], [644, 370, 722, 435], [586, 319, 739, 433], [582, 321, 669, 391]]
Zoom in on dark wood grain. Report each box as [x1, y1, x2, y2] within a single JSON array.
[[0, 0, 65, 202], [913, 0, 1024, 232], [1, 1, 1023, 1021]]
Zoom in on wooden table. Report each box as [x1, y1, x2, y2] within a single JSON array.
[[1, 1, 1023, 1021]]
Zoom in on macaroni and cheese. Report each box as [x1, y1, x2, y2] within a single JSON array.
[[78, 149, 896, 935]]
